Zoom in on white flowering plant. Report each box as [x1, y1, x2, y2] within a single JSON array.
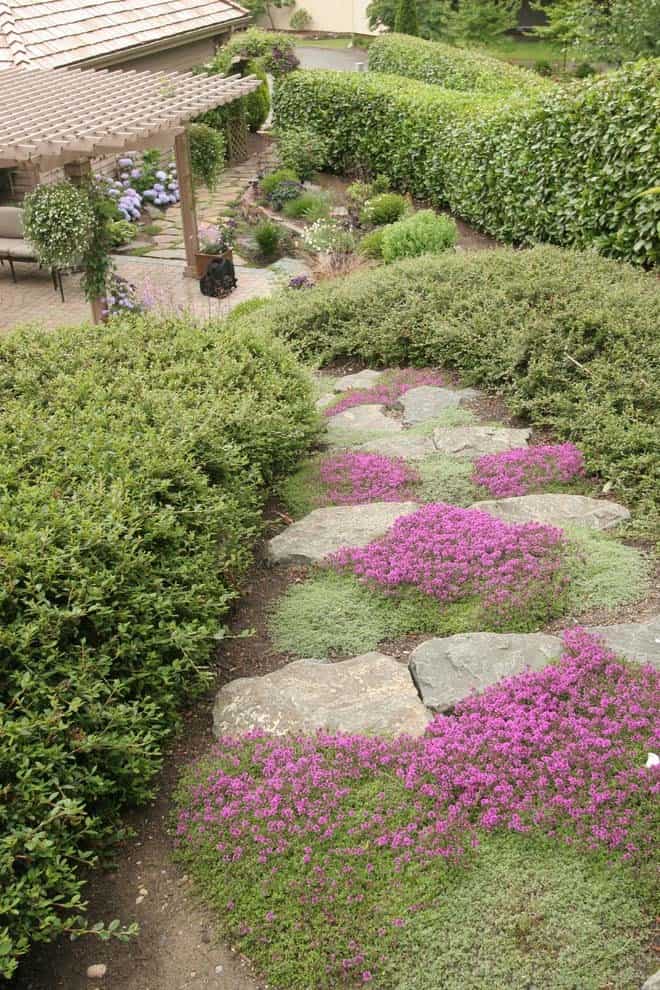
[[23, 181, 95, 269]]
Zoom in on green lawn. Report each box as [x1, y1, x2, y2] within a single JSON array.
[[295, 33, 565, 65]]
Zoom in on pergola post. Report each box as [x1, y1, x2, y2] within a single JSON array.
[[174, 129, 199, 279]]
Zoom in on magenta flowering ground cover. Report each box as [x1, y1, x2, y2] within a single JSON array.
[[473, 442, 586, 497], [319, 452, 419, 504], [176, 631, 659, 988], [325, 368, 445, 417], [329, 502, 568, 627]]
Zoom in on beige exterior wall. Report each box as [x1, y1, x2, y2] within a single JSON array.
[[260, 0, 373, 35], [109, 34, 226, 74]]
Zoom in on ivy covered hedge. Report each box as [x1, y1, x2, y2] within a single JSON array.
[[368, 33, 551, 94], [274, 62, 659, 265], [233, 246, 660, 517], [0, 315, 317, 977]]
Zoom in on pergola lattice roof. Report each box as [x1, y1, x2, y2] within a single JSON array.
[[0, 64, 260, 166]]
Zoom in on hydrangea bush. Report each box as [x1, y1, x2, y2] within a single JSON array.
[[98, 152, 180, 220], [319, 452, 419, 504], [330, 503, 568, 627], [325, 368, 445, 417], [177, 630, 659, 988], [473, 443, 586, 497]]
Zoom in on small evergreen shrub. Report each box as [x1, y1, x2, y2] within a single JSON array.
[[276, 126, 330, 180], [261, 167, 300, 197], [359, 227, 386, 258], [283, 190, 331, 221], [269, 180, 305, 211], [381, 209, 457, 261], [255, 220, 281, 256], [361, 192, 408, 226]]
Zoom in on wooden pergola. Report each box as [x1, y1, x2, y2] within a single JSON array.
[[0, 64, 260, 305]]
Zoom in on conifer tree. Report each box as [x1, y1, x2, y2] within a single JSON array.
[[394, 0, 420, 35]]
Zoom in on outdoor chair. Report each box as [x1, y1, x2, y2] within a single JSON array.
[[0, 206, 65, 301]]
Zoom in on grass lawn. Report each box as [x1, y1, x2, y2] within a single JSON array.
[[478, 36, 565, 65]]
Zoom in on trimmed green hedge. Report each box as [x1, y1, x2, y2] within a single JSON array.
[[274, 62, 660, 265], [368, 33, 551, 94], [0, 315, 317, 977], [233, 246, 660, 517]]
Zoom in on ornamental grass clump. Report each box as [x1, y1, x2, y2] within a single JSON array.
[[325, 368, 444, 417], [319, 452, 419, 504], [177, 630, 659, 988], [330, 503, 568, 627], [474, 443, 586, 497]]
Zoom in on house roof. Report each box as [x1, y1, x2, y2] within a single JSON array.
[[0, 0, 248, 70], [0, 64, 260, 166]]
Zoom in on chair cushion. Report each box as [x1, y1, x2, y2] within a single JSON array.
[[0, 206, 25, 238], [0, 237, 37, 259]]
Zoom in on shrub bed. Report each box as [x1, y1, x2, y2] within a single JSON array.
[[368, 33, 551, 95], [231, 247, 660, 517], [274, 63, 659, 265], [0, 315, 317, 977], [176, 630, 658, 989]]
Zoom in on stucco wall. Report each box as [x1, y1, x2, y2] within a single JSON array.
[[113, 35, 224, 73], [260, 0, 373, 35]]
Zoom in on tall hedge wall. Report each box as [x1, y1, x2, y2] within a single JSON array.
[[233, 246, 660, 518], [274, 62, 659, 266], [368, 33, 551, 94], [0, 315, 317, 977]]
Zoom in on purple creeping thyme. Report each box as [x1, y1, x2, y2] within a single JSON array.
[[325, 368, 445, 418], [473, 443, 586, 497], [319, 452, 419, 505], [177, 632, 658, 982], [329, 502, 568, 623]]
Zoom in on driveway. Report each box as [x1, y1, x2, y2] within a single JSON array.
[[295, 46, 369, 71]]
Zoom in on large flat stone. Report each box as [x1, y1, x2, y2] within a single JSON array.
[[586, 616, 660, 668], [333, 369, 383, 392], [213, 652, 432, 738], [433, 426, 531, 460], [470, 493, 630, 531], [410, 632, 562, 712], [267, 501, 419, 565], [326, 404, 402, 438], [354, 435, 436, 461], [399, 386, 480, 425]]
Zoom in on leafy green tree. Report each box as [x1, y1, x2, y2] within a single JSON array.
[[395, 0, 420, 35], [368, 0, 453, 38], [369, 0, 519, 41], [534, 0, 660, 62], [242, 0, 294, 28]]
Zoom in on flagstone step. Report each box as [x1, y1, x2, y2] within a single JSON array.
[[398, 385, 480, 425], [355, 435, 436, 461], [432, 426, 531, 459], [470, 493, 630, 531], [213, 652, 431, 738], [267, 501, 419, 565], [333, 369, 383, 392], [587, 616, 659, 668], [326, 404, 403, 439]]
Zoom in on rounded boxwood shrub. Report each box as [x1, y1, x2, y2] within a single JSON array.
[[361, 192, 408, 226], [0, 314, 317, 978], [381, 209, 457, 261]]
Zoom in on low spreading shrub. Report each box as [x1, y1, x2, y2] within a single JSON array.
[[274, 62, 659, 265], [255, 220, 281, 256], [473, 443, 586, 497], [0, 315, 317, 978], [381, 209, 457, 261], [361, 191, 408, 226], [231, 247, 660, 516], [276, 126, 330, 181], [368, 33, 551, 94], [359, 227, 387, 258], [176, 630, 658, 989], [282, 190, 331, 221], [261, 167, 300, 198]]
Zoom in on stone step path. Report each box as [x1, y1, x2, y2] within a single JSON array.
[[217, 369, 655, 738]]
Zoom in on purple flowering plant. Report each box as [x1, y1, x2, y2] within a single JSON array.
[[176, 630, 659, 987], [473, 443, 586, 497], [325, 368, 445, 418], [319, 452, 419, 505]]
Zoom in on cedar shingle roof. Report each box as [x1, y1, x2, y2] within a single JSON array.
[[0, 0, 248, 69]]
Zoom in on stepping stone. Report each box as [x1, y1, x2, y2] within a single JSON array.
[[267, 501, 419, 565], [326, 404, 402, 438], [355, 435, 436, 461], [213, 652, 431, 738], [316, 393, 336, 411], [642, 971, 660, 990], [586, 616, 660, 668], [470, 493, 630, 531], [399, 386, 480, 425], [333, 369, 383, 392], [433, 426, 531, 460], [410, 632, 562, 713], [267, 257, 309, 278]]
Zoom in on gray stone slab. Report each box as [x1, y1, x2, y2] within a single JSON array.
[[433, 426, 531, 460], [410, 632, 562, 712], [470, 493, 630, 531], [267, 501, 419, 565], [353, 435, 436, 461], [586, 616, 660, 668], [642, 971, 660, 990], [213, 652, 432, 738], [333, 369, 383, 392], [326, 404, 402, 438], [267, 257, 309, 279], [399, 386, 480, 425]]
